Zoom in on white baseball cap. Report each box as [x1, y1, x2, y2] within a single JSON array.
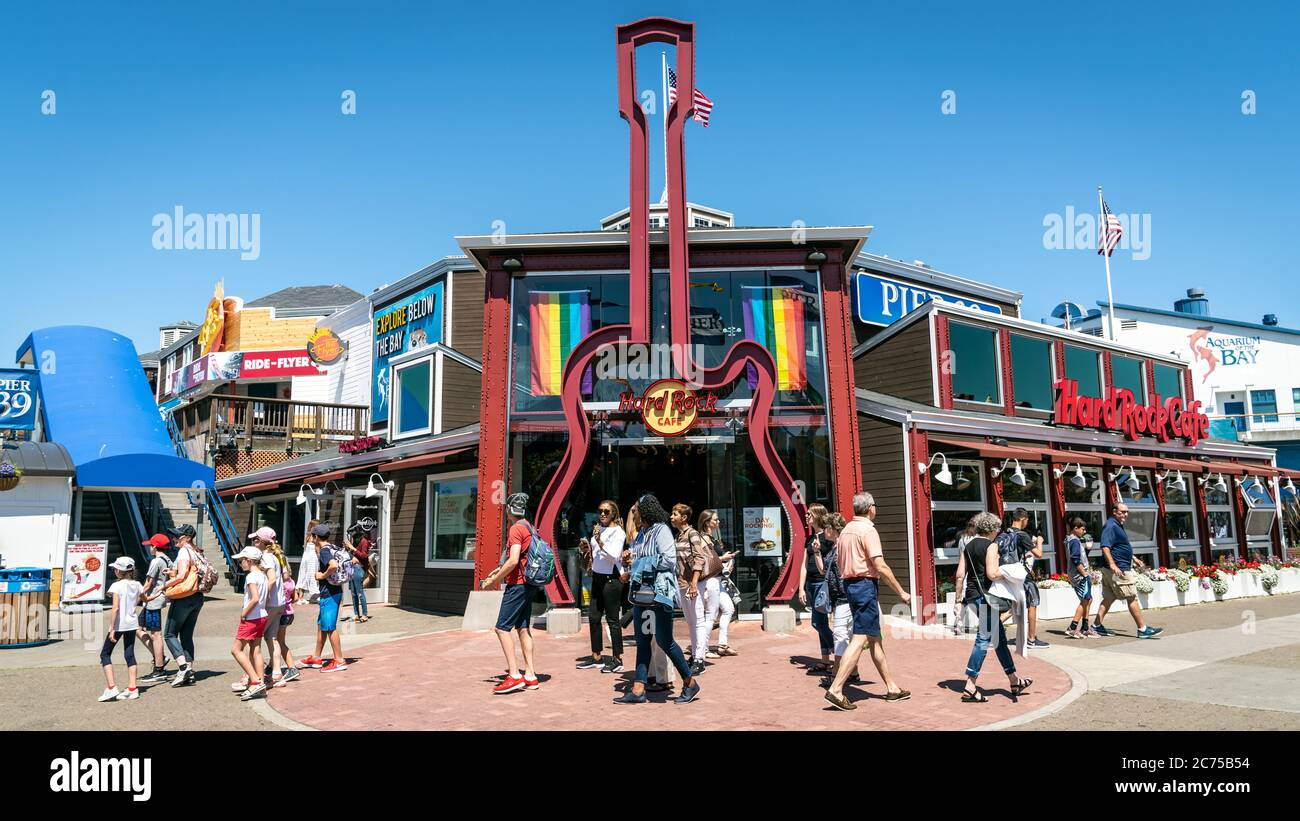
[[234, 546, 263, 562], [109, 556, 136, 572]]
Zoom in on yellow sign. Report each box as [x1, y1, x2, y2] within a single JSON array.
[[619, 378, 718, 437], [197, 280, 226, 356]]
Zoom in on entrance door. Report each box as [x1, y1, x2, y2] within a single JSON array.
[[343, 489, 388, 604]]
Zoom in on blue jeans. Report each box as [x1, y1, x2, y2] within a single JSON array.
[[807, 581, 833, 655], [964, 596, 1016, 679], [632, 604, 693, 685], [164, 594, 203, 664], [349, 564, 369, 618]]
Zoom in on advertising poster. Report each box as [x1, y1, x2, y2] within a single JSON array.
[[742, 507, 783, 557], [0, 368, 40, 431], [60, 541, 109, 605], [371, 281, 444, 427]]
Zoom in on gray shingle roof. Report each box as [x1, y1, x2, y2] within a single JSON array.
[[246, 285, 364, 311]]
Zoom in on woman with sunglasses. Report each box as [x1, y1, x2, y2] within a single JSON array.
[[576, 500, 627, 674]]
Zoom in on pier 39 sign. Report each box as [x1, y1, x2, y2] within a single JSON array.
[[854, 271, 1003, 326]]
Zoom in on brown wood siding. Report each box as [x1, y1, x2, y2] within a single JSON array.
[[857, 414, 910, 611], [385, 459, 481, 614], [854, 319, 934, 405], [451, 270, 485, 363], [441, 359, 481, 432]]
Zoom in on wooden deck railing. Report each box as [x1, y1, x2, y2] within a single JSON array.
[[172, 393, 369, 452]]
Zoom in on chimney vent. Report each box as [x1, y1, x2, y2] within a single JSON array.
[[1263, 314, 1279, 326]]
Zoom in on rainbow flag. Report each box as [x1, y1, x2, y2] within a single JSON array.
[[529, 290, 592, 396], [741, 286, 808, 390]]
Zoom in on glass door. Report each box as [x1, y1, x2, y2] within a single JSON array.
[[344, 488, 388, 604]]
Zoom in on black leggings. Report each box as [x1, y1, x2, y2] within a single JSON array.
[[165, 595, 204, 663], [100, 631, 137, 667], [589, 572, 624, 657]]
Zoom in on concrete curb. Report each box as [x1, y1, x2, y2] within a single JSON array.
[[250, 698, 318, 731], [969, 656, 1090, 731]]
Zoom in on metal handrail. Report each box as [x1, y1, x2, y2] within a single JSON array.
[[165, 409, 237, 573]]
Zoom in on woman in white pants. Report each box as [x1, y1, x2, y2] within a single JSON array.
[[698, 510, 739, 658], [670, 502, 710, 677], [822, 514, 858, 685]]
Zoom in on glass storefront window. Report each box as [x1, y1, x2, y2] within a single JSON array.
[[1162, 473, 1198, 548], [930, 459, 984, 600], [1064, 467, 1105, 561], [948, 322, 1000, 405], [1010, 334, 1054, 411], [1164, 511, 1197, 543], [1153, 363, 1182, 401], [1208, 511, 1235, 543], [1064, 345, 1102, 396], [1243, 478, 1276, 540], [1002, 465, 1053, 574], [1112, 355, 1146, 401], [426, 472, 478, 564], [1114, 468, 1157, 544], [393, 358, 432, 437]]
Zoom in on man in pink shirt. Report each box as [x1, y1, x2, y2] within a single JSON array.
[[824, 491, 912, 710]]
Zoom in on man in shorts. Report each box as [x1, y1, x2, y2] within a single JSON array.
[[480, 493, 540, 695], [1094, 503, 1164, 639], [137, 534, 174, 682]]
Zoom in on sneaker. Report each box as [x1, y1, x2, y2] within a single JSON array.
[[272, 673, 287, 688], [1028, 638, 1051, 648], [231, 675, 251, 692], [1065, 629, 1084, 639], [524, 676, 541, 690], [239, 682, 267, 701], [493, 676, 526, 695], [673, 681, 701, 704], [98, 687, 121, 702], [300, 656, 324, 669], [116, 688, 140, 701], [321, 659, 349, 672], [1137, 626, 1165, 639], [689, 659, 706, 677], [613, 690, 648, 704], [600, 658, 624, 674], [1084, 628, 1101, 638], [170, 667, 192, 687], [140, 668, 170, 683], [282, 667, 301, 683], [575, 657, 602, 670], [1092, 624, 1110, 637]]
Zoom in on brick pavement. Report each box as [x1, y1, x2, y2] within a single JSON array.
[[263, 619, 1071, 730]]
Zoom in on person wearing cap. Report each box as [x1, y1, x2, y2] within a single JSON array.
[[231, 546, 270, 700], [161, 523, 203, 688], [99, 556, 144, 702], [249, 527, 288, 686], [480, 493, 540, 695], [300, 523, 348, 673], [137, 534, 175, 684]]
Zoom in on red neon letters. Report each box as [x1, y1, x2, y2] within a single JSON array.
[[1053, 378, 1210, 446]]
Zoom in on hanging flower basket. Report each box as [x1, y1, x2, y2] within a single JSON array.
[[0, 460, 20, 491]]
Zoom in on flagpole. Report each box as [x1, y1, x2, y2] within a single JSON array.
[[1099, 185, 1117, 342], [660, 51, 669, 204]]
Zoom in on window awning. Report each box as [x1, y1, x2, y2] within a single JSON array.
[[218, 479, 283, 496], [1036, 447, 1105, 466], [1107, 453, 1207, 473], [375, 447, 474, 473], [1201, 460, 1273, 477], [927, 436, 1044, 461]]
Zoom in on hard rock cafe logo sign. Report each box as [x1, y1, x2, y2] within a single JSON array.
[[1053, 378, 1210, 446], [617, 378, 719, 437]]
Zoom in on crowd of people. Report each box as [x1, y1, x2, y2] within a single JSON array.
[[96, 519, 366, 703]]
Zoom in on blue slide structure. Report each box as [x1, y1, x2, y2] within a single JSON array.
[[16, 326, 213, 490]]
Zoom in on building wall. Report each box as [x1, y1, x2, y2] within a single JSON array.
[[854, 319, 934, 405], [224, 307, 319, 352], [0, 476, 73, 569], [857, 414, 910, 610], [289, 374, 330, 403], [316, 298, 373, 408], [441, 358, 481, 432], [450, 269, 485, 363], [387, 461, 479, 613]]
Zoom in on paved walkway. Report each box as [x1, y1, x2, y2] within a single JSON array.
[[262, 618, 1072, 731]]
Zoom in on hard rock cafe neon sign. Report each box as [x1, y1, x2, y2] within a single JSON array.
[[1053, 378, 1210, 446], [618, 379, 720, 437]]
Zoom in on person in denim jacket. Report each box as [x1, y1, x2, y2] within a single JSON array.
[[614, 494, 701, 705]]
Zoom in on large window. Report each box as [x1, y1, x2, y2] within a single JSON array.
[[1251, 390, 1278, 424], [1112, 355, 1146, 402], [1064, 345, 1102, 397], [1242, 477, 1277, 542], [1009, 334, 1054, 411], [425, 471, 478, 566], [1204, 475, 1237, 556], [252, 497, 308, 562], [948, 322, 1001, 405], [930, 459, 985, 601], [1064, 467, 1106, 565], [1162, 472, 1199, 564], [392, 357, 433, 439], [1153, 363, 1183, 402], [1001, 464, 1054, 574]]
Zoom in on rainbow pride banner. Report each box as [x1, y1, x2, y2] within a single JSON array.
[[741, 286, 808, 390], [529, 290, 592, 396]]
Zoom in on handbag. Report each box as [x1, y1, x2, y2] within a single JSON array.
[[164, 548, 199, 600], [812, 580, 832, 614], [702, 543, 724, 580], [629, 567, 659, 607]]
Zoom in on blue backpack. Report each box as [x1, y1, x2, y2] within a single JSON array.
[[521, 523, 556, 588], [993, 530, 1021, 566]]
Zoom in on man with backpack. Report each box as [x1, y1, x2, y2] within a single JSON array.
[[1001, 508, 1049, 649], [300, 523, 349, 673], [480, 493, 547, 695]]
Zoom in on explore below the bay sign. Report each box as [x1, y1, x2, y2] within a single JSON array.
[[1053, 378, 1211, 446], [618, 379, 719, 437]]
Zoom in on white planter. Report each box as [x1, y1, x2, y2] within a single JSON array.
[[1238, 573, 1264, 598], [1037, 586, 1083, 620], [1277, 569, 1300, 594], [1140, 580, 1180, 609]]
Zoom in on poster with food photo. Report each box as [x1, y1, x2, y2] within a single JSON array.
[[742, 507, 782, 557]]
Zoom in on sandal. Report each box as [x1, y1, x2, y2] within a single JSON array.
[[1011, 678, 1033, 696], [961, 687, 988, 703], [811, 661, 834, 673]]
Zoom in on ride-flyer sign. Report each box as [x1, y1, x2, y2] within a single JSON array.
[[237, 350, 325, 379], [61, 541, 109, 605]]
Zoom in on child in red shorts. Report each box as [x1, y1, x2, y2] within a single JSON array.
[[231, 546, 269, 700]]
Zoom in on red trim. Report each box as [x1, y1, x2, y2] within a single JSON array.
[[1182, 366, 1195, 402], [1038, 446, 1105, 466], [1193, 479, 1211, 565], [377, 447, 473, 472], [985, 457, 1005, 518], [218, 479, 281, 496], [1153, 477, 1172, 569], [1102, 351, 1114, 394], [1146, 357, 1159, 403], [1048, 459, 1069, 572], [935, 315, 953, 409], [1053, 340, 1066, 388], [1231, 482, 1248, 560], [473, 264, 514, 590], [928, 436, 1041, 461], [909, 427, 936, 624], [821, 251, 864, 519], [999, 329, 1016, 417], [1103, 460, 1119, 516]]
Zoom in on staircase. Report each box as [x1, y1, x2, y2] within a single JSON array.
[[78, 491, 129, 565], [147, 491, 237, 596]]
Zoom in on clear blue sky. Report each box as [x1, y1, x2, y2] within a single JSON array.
[[3, 1, 1297, 360]]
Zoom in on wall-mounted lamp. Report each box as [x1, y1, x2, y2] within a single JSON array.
[[1053, 462, 1088, 489], [295, 483, 323, 506], [1108, 466, 1140, 493], [804, 249, 827, 270], [1283, 476, 1298, 496], [918, 453, 953, 486], [502, 257, 524, 278], [321, 480, 345, 495], [365, 472, 396, 498], [1156, 469, 1187, 493], [991, 458, 1027, 487]]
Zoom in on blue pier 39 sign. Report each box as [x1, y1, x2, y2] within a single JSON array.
[[854, 271, 1003, 327], [0, 368, 40, 431]]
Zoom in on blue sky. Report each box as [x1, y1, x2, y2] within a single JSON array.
[[2, 1, 1297, 359]]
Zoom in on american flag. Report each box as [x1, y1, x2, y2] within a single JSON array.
[[1098, 199, 1123, 256], [667, 67, 714, 128]]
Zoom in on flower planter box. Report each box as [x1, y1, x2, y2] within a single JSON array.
[[1037, 586, 1084, 620], [1139, 580, 1180, 609], [1273, 569, 1300, 595]]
